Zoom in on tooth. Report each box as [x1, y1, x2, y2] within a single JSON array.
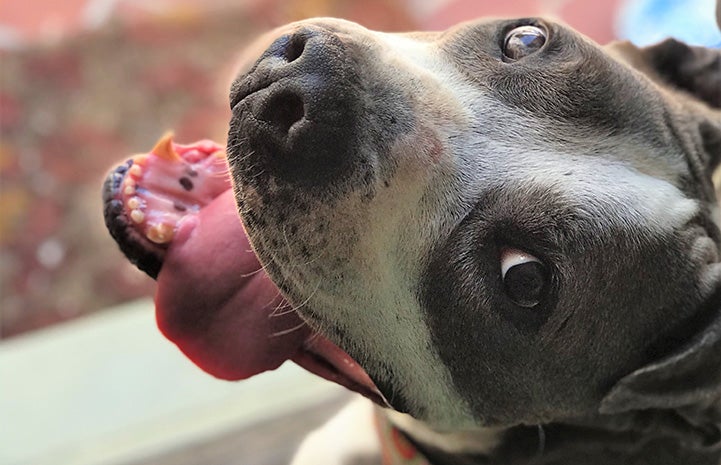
[[129, 164, 143, 178], [151, 131, 181, 161], [127, 197, 141, 210], [130, 209, 145, 223], [146, 223, 174, 244], [123, 185, 135, 195]]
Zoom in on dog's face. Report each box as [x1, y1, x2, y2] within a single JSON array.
[[227, 17, 721, 429]]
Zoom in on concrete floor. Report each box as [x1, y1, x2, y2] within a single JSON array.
[[0, 299, 349, 465], [126, 395, 351, 465]]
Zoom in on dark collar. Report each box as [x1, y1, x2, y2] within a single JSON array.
[[378, 408, 721, 465]]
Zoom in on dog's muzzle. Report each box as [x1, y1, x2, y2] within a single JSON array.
[[229, 26, 364, 188]]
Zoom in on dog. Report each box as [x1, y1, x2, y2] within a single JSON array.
[[104, 8, 721, 465]]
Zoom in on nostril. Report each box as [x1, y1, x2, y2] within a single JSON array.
[[283, 34, 307, 63], [262, 91, 305, 134]]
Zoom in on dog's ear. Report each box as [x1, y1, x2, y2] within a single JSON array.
[[600, 264, 721, 415], [600, 0, 721, 422], [624, 0, 721, 110], [638, 38, 720, 110], [608, 39, 721, 183]]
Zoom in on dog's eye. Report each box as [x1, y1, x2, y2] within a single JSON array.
[[500, 248, 548, 307], [503, 25, 546, 60]]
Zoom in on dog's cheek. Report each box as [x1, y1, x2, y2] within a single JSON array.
[[601, 230, 721, 417]]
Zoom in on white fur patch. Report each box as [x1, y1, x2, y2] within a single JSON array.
[[388, 409, 505, 455], [291, 398, 380, 465]]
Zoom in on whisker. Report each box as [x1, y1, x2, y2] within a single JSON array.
[[209, 171, 231, 179], [270, 300, 295, 317], [262, 289, 286, 314], [305, 331, 323, 344], [269, 278, 321, 317], [240, 264, 270, 278], [270, 320, 307, 337]]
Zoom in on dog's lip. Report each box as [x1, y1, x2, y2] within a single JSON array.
[[293, 336, 390, 407]]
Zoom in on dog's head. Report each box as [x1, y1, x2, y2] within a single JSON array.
[[227, 16, 721, 430]]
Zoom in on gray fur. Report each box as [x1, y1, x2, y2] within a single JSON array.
[[227, 14, 721, 465]]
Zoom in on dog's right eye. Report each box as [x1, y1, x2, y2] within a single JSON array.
[[503, 25, 547, 61], [500, 247, 549, 308]]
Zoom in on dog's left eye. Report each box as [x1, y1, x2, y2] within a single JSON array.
[[503, 25, 547, 60], [500, 248, 548, 308]]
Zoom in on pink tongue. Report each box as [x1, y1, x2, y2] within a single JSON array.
[[155, 190, 311, 380], [152, 184, 384, 404]]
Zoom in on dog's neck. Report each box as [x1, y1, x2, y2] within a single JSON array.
[[381, 402, 721, 465]]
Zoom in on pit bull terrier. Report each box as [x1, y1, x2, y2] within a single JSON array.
[[104, 8, 721, 465]]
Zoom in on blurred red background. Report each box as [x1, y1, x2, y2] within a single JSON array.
[[0, 0, 623, 338]]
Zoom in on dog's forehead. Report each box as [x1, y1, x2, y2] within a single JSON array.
[[340, 19, 698, 234], [298, 18, 694, 187]]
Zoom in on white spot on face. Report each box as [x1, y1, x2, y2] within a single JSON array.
[[480, 144, 699, 235]]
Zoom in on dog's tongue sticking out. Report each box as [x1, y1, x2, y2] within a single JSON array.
[[103, 134, 385, 404], [154, 189, 313, 379]]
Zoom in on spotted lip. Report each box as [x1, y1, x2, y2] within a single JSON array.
[[294, 338, 390, 408], [102, 134, 229, 280], [102, 159, 165, 279]]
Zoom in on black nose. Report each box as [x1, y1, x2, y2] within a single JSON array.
[[228, 27, 362, 188]]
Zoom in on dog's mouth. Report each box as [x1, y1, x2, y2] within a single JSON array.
[[295, 337, 389, 406], [102, 134, 387, 407]]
